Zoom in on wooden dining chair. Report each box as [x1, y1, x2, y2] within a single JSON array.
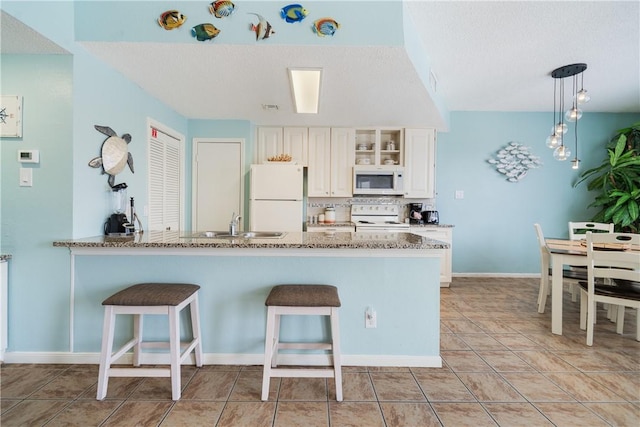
[[534, 223, 595, 313], [568, 222, 615, 305], [578, 232, 640, 346]]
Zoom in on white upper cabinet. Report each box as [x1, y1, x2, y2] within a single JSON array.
[[307, 128, 355, 197], [283, 127, 308, 165], [354, 128, 403, 166], [257, 127, 308, 165], [404, 128, 436, 199], [330, 128, 355, 197], [307, 127, 332, 196]]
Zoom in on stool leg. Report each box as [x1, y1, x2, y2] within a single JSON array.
[[169, 306, 181, 401], [190, 294, 204, 367], [97, 306, 116, 400], [133, 314, 143, 367], [330, 307, 343, 402], [271, 313, 281, 368], [261, 306, 277, 401]]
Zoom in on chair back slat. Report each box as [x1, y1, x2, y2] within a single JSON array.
[[569, 221, 614, 240], [586, 232, 640, 286]]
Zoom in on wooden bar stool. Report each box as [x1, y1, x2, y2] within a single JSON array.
[[96, 283, 203, 401], [261, 284, 342, 401]]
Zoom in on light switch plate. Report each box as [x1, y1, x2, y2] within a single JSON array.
[[455, 190, 464, 199], [19, 167, 32, 187]]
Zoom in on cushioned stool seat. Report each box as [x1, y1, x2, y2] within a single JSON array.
[[262, 284, 342, 401], [97, 283, 203, 401]]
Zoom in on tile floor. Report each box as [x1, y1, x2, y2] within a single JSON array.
[[1, 277, 639, 426]]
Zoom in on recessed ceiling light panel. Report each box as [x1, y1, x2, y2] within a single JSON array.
[[288, 68, 322, 114]]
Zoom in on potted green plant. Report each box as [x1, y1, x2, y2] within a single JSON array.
[[573, 121, 640, 232]]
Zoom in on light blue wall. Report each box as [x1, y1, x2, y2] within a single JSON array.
[[73, 1, 405, 46], [1, 1, 639, 355], [0, 55, 74, 351], [437, 112, 640, 274]]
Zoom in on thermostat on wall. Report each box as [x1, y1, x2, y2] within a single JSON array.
[[18, 150, 39, 163]]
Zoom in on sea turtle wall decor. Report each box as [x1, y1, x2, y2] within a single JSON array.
[[88, 125, 134, 188]]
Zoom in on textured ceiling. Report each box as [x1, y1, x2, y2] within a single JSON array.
[[2, 1, 639, 129]]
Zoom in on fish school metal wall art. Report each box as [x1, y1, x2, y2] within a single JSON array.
[[487, 142, 542, 183]]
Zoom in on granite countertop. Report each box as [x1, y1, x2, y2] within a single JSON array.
[[0, 254, 11, 261], [53, 231, 449, 250], [409, 223, 455, 228], [306, 221, 454, 228], [306, 222, 355, 228]]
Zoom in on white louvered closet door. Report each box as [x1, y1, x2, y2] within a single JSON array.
[[149, 127, 182, 231]]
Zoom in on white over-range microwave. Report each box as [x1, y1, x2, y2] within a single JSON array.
[[353, 166, 404, 195]]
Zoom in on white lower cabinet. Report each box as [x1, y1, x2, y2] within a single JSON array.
[[411, 227, 452, 287]]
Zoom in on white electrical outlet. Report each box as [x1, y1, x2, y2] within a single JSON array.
[[455, 190, 464, 199], [365, 307, 377, 328]]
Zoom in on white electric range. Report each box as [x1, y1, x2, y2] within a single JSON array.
[[350, 204, 410, 232]]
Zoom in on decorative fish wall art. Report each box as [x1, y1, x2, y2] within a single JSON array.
[[192, 23, 221, 41], [312, 17, 340, 37], [210, 1, 235, 18], [158, 10, 186, 30], [248, 13, 275, 41], [281, 4, 308, 23], [89, 125, 135, 188], [487, 142, 542, 182]]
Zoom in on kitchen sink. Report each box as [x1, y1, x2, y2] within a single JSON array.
[[184, 231, 287, 239]]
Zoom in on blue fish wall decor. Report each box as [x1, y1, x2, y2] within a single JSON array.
[[312, 17, 340, 37], [281, 4, 309, 23]]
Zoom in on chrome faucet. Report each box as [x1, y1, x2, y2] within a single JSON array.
[[229, 212, 241, 236]]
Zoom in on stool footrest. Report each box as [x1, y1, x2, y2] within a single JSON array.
[[108, 367, 171, 378], [270, 368, 336, 378], [278, 343, 332, 351]]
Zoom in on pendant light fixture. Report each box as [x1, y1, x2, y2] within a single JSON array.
[[545, 63, 589, 168]]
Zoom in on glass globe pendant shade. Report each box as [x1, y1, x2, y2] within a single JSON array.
[[571, 158, 580, 169], [546, 133, 562, 149], [575, 89, 590, 104], [552, 122, 568, 135], [565, 107, 583, 122], [553, 145, 571, 161]]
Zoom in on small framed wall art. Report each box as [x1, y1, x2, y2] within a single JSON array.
[[0, 95, 23, 137]]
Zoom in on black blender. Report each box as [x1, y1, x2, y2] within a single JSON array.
[[104, 183, 130, 235]]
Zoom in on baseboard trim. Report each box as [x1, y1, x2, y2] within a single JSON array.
[[1, 352, 441, 368], [453, 273, 539, 278]]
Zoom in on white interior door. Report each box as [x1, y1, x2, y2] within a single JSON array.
[[193, 139, 244, 231]]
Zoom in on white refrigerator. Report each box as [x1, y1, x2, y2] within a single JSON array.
[[249, 164, 304, 232]]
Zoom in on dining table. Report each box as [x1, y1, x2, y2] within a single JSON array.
[[545, 237, 640, 335]]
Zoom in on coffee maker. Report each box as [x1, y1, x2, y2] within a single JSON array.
[[408, 203, 423, 224]]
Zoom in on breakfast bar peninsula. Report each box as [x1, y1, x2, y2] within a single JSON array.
[[53, 231, 446, 367]]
